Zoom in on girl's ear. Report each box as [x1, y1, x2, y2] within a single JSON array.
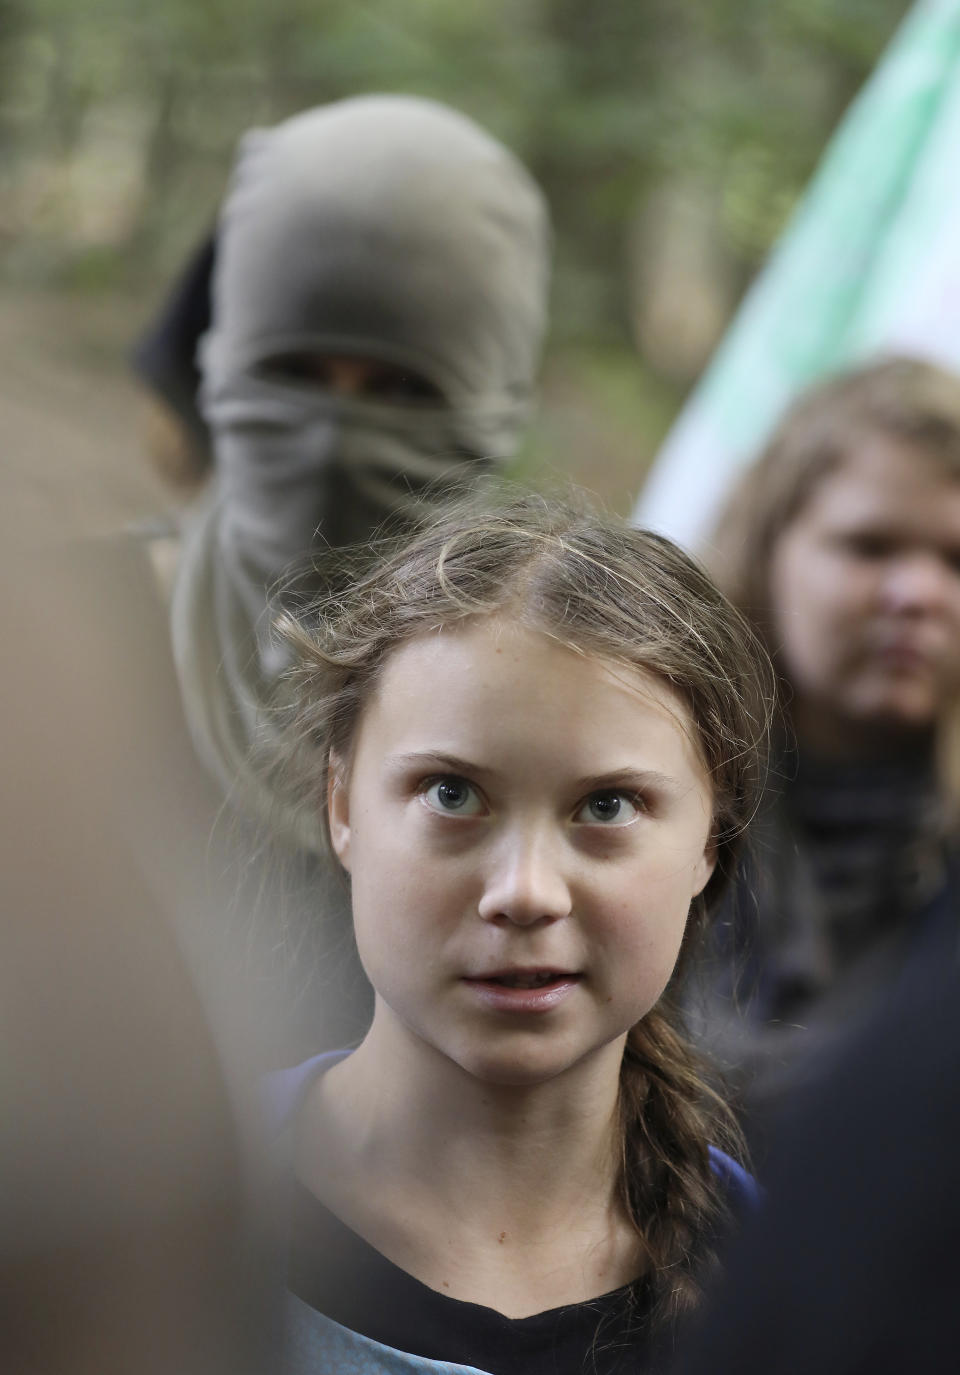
[[327, 755, 352, 872], [690, 841, 717, 899]]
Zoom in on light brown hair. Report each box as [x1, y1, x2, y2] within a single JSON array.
[[272, 488, 776, 1325], [707, 355, 960, 798], [709, 355, 960, 635]]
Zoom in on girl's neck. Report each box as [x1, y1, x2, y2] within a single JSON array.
[[294, 1007, 639, 1316]]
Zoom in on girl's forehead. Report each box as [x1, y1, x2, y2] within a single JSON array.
[[361, 617, 708, 770], [376, 615, 668, 692]]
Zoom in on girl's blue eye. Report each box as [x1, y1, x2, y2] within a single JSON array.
[[575, 791, 642, 825], [422, 776, 485, 816]]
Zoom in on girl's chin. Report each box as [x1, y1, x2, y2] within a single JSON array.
[[440, 1037, 625, 1092], [377, 1006, 629, 1090], [455, 1057, 572, 1089]]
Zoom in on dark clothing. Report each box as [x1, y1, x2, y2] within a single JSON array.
[[687, 748, 960, 1151], [131, 232, 215, 444], [289, 1182, 655, 1375], [670, 886, 960, 1375]]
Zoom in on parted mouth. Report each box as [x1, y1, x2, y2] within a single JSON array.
[[464, 968, 581, 989]]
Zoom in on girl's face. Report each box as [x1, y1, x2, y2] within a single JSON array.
[[329, 617, 715, 1088], [768, 434, 960, 755]]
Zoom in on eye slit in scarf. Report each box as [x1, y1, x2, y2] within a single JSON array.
[[254, 352, 446, 407]]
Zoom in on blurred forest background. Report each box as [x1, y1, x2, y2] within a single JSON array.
[[1, 0, 910, 524]]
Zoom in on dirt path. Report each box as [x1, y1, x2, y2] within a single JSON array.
[[2, 288, 170, 536]]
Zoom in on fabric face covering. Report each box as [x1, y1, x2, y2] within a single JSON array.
[[171, 95, 551, 840]]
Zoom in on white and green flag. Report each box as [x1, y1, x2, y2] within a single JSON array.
[[634, 0, 960, 550]]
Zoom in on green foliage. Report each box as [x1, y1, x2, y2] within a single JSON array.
[[0, 0, 911, 492]]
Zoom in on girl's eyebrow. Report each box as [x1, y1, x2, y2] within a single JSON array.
[[388, 752, 682, 795], [574, 768, 685, 798], [389, 750, 496, 778]]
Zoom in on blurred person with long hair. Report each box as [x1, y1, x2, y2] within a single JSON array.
[[689, 356, 960, 1139]]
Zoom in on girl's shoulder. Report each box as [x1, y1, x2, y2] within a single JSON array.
[[263, 1049, 351, 1136], [708, 1145, 761, 1212]]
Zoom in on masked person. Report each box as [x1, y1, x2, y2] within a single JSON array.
[[132, 95, 551, 1057]]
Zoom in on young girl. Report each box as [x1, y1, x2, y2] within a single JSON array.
[[266, 492, 775, 1375]]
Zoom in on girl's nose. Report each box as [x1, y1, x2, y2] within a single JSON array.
[[880, 552, 956, 616], [477, 827, 573, 927]]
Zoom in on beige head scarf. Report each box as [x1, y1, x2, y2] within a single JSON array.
[[171, 95, 550, 841]]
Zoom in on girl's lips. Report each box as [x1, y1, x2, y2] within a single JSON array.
[[461, 972, 582, 1014], [874, 643, 934, 671], [870, 629, 940, 663]]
